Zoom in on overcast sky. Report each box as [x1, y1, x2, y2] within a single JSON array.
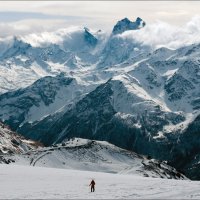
[[0, 1, 200, 37]]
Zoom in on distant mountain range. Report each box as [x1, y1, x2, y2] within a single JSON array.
[[0, 17, 199, 179]]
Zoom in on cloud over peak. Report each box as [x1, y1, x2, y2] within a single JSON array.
[[1, 15, 200, 51]]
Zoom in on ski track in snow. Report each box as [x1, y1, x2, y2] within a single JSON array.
[[0, 164, 200, 199]]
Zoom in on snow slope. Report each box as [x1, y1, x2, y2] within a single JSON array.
[[0, 164, 199, 199], [0, 73, 96, 130], [4, 138, 186, 180]]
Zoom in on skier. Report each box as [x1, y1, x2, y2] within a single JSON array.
[[89, 179, 95, 192]]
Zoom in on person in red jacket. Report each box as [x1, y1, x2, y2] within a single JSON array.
[[89, 179, 95, 192]]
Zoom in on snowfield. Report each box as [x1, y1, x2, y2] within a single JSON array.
[[0, 164, 200, 199]]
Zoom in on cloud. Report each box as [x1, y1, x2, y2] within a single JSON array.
[[119, 15, 200, 50], [1, 15, 200, 51], [1, 1, 200, 32], [21, 26, 84, 47], [0, 19, 67, 37], [0, 15, 94, 38], [0, 11, 87, 22]]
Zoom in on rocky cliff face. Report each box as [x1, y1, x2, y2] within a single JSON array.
[[112, 17, 146, 35]]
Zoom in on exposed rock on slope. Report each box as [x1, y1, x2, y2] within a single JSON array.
[[0, 122, 40, 155], [112, 17, 146, 35]]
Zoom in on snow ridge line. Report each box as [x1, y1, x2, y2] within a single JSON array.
[[30, 151, 52, 166]]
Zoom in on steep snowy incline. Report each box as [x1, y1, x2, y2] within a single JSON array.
[[0, 38, 70, 94], [0, 73, 94, 131], [97, 33, 149, 68], [0, 164, 199, 199]]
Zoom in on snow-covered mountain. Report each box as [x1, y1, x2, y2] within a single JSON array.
[[0, 73, 95, 131], [18, 74, 184, 147], [0, 27, 103, 94], [0, 17, 199, 179], [3, 138, 186, 180]]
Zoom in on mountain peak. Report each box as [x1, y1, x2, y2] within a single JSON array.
[[84, 27, 98, 46], [12, 36, 31, 49], [0, 36, 32, 60], [136, 17, 143, 22], [112, 17, 146, 35]]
